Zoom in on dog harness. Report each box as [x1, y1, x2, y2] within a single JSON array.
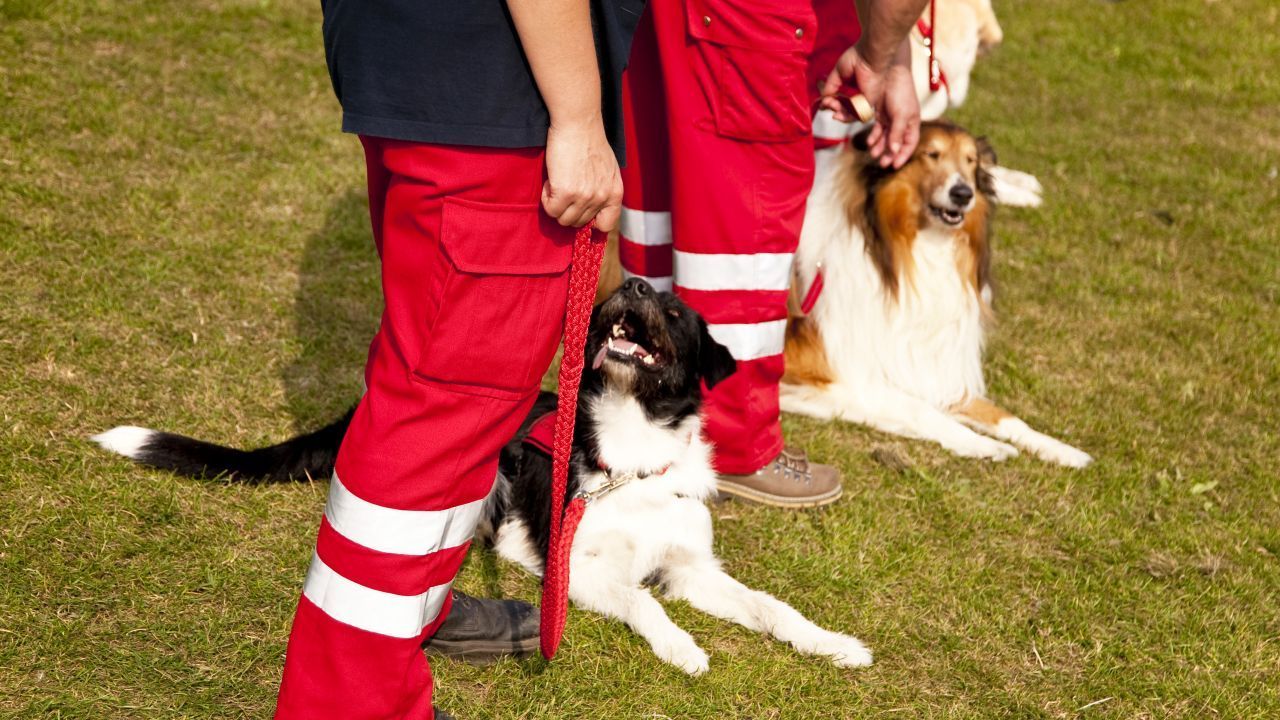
[[524, 411, 674, 503]]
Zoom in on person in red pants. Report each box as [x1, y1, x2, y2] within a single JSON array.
[[618, 0, 927, 507], [274, 1, 642, 718]]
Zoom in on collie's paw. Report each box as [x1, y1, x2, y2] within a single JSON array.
[[654, 634, 710, 676], [828, 636, 874, 668], [950, 436, 1018, 461], [1044, 444, 1093, 469]]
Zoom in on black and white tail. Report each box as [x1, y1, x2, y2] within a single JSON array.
[[91, 407, 355, 483]]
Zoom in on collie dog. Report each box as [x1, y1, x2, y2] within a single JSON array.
[[94, 281, 875, 674], [781, 122, 1091, 467]]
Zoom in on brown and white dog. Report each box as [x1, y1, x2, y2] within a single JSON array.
[[781, 122, 1091, 467]]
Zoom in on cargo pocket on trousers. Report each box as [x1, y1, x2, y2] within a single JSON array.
[[687, 0, 816, 143], [413, 197, 574, 399]]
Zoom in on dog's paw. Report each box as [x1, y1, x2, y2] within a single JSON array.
[[827, 635, 874, 668], [1042, 443, 1092, 469], [948, 435, 1018, 461], [653, 634, 710, 676]]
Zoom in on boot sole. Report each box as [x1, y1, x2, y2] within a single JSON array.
[[715, 481, 843, 509], [427, 636, 540, 664]]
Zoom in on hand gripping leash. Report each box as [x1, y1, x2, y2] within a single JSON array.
[[539, 222, 606, 659]]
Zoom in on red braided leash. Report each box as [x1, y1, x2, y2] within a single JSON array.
[[539, 222, 606, 660]]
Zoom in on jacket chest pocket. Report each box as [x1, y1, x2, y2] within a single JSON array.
[[687, 0, 817, 143], [413, 198, 574, 399]]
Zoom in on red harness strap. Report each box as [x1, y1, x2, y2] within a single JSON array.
[[522, 411, 557, 456], [799, 264, 825, 316], [539, 223, 605, 660], [917, 0, 949, 95]]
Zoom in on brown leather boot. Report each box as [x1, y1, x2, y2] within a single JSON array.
[[716, 446, 843, 508]]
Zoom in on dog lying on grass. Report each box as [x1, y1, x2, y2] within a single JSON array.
[[94, 280, 874, 674], [782, 121, 1092, 468]]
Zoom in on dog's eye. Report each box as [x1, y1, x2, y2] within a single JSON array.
[[926, 151, 941, 160], [966, 155, 976, 164], [666, 309, 681, 319]]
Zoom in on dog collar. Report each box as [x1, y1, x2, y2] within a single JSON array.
[[572, 462, 662, 505]]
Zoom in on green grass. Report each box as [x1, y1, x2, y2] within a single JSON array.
[[2, 0, 1278, 717]]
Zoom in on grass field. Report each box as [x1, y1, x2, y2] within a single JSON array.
[[3, 0, 1279, 717]]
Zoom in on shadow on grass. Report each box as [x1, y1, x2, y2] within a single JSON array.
[[281, 188, 380, 430]]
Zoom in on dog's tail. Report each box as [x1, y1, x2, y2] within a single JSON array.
[[91, 407, 354, 483]]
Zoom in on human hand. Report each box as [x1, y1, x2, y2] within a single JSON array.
[[820, 43, 922, 169], [542, 117, 623, 232]]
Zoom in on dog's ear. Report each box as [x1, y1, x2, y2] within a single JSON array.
[[976, 136, 998, 167], [851, 126, 875, 153], [975, 136, 999, 200], [697, 320, 737, 390]]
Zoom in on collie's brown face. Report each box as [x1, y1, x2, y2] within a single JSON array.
[[845, 121, 997, 297], [910, 124, 992, 230]]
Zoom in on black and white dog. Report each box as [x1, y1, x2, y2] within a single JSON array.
[[94, 279, 873, 674]]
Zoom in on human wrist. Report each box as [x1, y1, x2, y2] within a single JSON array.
[[549, 108, 604, 134], [854, 39, 893, 75]]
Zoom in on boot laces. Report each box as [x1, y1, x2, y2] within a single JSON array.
[[775, 448, 813, 485]]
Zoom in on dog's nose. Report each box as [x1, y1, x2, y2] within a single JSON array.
[[621, 277, 651, 297], [949, 183, 974, 206]]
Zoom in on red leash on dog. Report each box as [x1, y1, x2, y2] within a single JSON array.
[[539, 222, 606, 660]]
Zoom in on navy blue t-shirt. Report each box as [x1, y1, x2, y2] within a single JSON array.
[[321, 0, 645, 162]]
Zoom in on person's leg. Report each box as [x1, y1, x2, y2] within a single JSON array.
[[275, 138, 575, 719], [617, 9, 673, 293], [624, 0, 840, 505]]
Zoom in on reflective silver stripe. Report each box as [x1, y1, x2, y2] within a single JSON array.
[[302, 554, 452, 638], [707, 320, 787, 361], [325, 473, 485, 556], [621, 268, 674, 293], [673, 251, 794, 292], [620, 207, 672, 247]]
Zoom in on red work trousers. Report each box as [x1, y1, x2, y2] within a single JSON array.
[[274, 138, 574, 719], [619, 0, 818, 474]]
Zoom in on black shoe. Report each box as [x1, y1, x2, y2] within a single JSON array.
[[425, 590, 539, 663], [434, 707, 454, 720]]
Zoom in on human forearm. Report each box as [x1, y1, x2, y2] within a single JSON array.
[[507, 0, 602, 129], [853, 0, 930, 72]]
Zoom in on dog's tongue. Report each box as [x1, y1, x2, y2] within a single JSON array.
[[592, 338, 643, 369], [591, 344, 609, 370]]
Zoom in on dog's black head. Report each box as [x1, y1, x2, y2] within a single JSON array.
[[585, 278, 736, 419]]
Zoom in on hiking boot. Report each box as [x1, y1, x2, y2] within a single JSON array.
[[716, 446, 843, 508], [425, 590, 539, 663]]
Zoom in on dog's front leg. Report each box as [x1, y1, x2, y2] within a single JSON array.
[[802, 382, 1019, 461], [953, 397, 1092, 468], [663, 561, 872, 668], [569, 565, 710, 675]]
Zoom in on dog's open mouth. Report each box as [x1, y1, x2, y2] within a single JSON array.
[[930, 205, 966, 226], [592, 311, 664, 370]]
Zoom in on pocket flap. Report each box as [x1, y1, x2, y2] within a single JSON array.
[[687, 0, 816, 53], [440, 197, 574, 276]]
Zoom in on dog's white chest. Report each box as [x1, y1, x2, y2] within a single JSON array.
[[798, 183, 987, 409]]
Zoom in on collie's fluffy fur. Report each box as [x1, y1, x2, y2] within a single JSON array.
[[782, 122, 1091, 467]]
